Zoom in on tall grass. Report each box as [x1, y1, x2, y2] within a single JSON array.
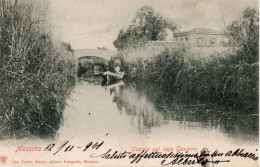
[[113, 46, 258, 112], [0, 0, 75, 139]]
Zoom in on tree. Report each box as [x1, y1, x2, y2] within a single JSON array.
[[113, 6, 178, 50], [225, 8, 259, 64]]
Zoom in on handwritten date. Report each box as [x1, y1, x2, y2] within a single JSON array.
[[44, 141, 104, 155]]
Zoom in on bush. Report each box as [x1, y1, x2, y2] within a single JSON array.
[[116, 46, 258, 113], [0, 0, 75, 139]]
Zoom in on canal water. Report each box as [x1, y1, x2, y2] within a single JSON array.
[[1, 76, 258, 166], [56, 76, 258, 166]]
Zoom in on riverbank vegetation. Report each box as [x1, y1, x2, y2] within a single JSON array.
[[112, 7, 258, 113], [0, 0, 75, 139]]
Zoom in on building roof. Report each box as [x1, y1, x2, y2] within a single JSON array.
[[173, 28, 222, 37]]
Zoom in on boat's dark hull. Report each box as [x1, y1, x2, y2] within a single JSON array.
[[106, 74, 123, 80]]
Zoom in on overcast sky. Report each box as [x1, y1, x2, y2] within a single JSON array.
[[49, 0, 258, 50]]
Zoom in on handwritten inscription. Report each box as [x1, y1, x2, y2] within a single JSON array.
[[89, 148, 258, 165], [15, 142, 258, 166]]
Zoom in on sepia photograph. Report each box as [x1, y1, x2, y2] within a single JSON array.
[[0, 0, 259, 166]]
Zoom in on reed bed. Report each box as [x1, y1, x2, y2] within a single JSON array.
[[113, 46, 258, 112], [0, 0, 75, 139]]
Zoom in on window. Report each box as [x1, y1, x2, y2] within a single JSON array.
[[210, 38, 216, 44], [186, 37, 188, 40], [197, 38, 203, 44], [181, 38, 183, 41]]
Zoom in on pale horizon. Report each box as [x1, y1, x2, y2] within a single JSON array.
[[49, 0, 258, 50]]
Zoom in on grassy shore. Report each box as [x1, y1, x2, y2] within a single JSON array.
[[0, 1, 75, 139], [111, 46, 258, 113]]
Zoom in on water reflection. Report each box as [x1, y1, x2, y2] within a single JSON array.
[[101, 78, 258, 143], [106, 83, 164, 134]]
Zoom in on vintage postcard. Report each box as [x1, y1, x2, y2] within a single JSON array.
[[0, 0, 259, 166]]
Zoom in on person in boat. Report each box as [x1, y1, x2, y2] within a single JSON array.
[[114, 65, 120, 73], [104, 59, 124, 74], [113, 60, 125, 78], [114, 59, 122, 73], [103, 59, 124, 82]]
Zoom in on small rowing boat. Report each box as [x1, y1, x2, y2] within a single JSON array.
[[103, 71, 124, 81]]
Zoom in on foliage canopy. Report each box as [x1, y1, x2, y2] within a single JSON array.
[[113, 6, 178, 50], [225, 8, 259, 64]]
